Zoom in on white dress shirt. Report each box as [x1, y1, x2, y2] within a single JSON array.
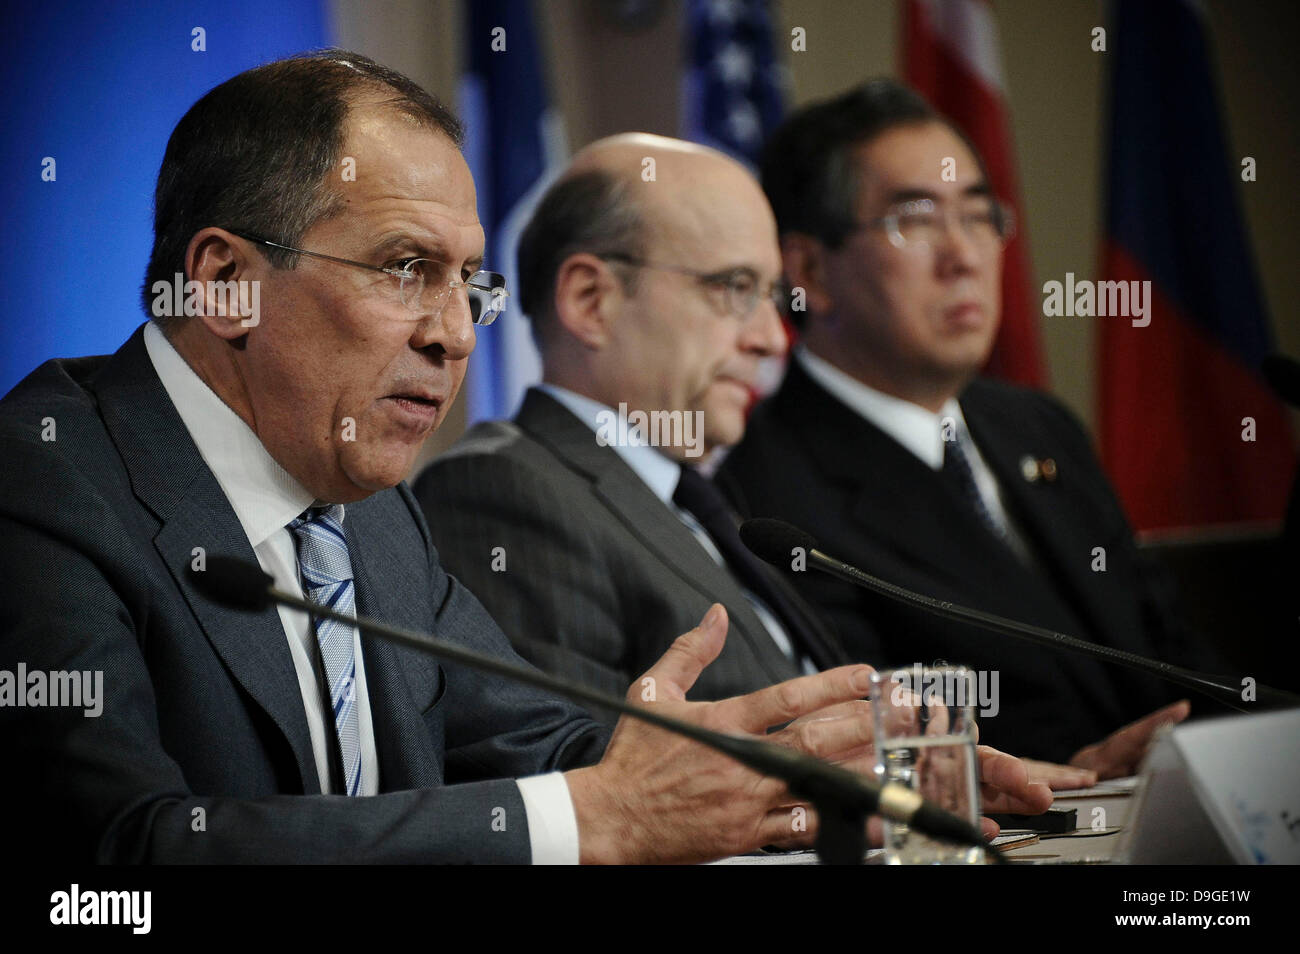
[[795, 346, 1035, 564], [144, 322, 577, 863], [538, 384, 815, 672]]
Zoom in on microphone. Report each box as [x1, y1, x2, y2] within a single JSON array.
[[188, 556, 998, 865], [740, 518, 1300, 713]]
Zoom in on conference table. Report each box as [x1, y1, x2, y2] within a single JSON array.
[[712, 779, 1136, 864]]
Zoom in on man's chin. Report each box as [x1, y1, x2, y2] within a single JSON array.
[[700, 413, 744, 457], [338, 446, 420, 499]]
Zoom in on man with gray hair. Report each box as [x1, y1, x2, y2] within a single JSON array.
[[416, 133, 852, 703], [414, 132, 1065, 812], [0, 53, 905, 864]]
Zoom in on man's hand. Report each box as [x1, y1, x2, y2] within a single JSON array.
[[977, 746, 1053, 838], [565, 604, 875, 864], [1068, 700, 1191, 780], [1020, 758, 1098, 791], [977, 746, 1054, 817]]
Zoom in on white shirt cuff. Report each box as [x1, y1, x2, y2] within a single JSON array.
[[516, 772, 580, 864]]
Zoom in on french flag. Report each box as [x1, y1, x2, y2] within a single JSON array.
[[1098, 0, 1294, 531], [902, 0, 1046, 388]]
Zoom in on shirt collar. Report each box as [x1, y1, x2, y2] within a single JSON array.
[[144, 321, 320, 546], [794, 345, 967, 471], [535, 384, 681, 503]]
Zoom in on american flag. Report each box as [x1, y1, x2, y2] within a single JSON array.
[[682, 0, 786, 166]]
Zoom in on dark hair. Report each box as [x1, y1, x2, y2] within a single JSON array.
[[760, 78, 948, 249], [516, 169, 645, 348], [142, 49, 463, 324]]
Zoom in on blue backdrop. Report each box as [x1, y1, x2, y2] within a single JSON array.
[[1, 0, 331, 395]]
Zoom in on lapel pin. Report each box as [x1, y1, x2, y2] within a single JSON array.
[[1020, 456, 1059, 483]]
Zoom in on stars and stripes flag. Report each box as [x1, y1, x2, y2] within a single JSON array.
[[682, 0, 786, 168], [682, 0, 789, 399]]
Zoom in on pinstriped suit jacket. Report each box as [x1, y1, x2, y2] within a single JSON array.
[[412, 389, 849, 714]]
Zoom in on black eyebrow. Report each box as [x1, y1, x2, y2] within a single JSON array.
[[885, 182, 994, 205]]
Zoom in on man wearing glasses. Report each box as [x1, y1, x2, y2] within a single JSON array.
[[414, 133, 857, 706], [0, 53, 904, 864], [718, 81, 1215, 774], [415, 132, 1070, 809]]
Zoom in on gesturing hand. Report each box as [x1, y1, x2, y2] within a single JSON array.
[[566, 604, 875, 864]]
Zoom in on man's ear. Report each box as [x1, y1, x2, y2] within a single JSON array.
[[780, 232, 835, 318], [183, 228, 261, 340], [553, 252, 621, 350]]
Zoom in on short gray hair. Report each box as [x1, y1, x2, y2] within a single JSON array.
[[143, 49, 464, 333], [516, 169, 645, 348]]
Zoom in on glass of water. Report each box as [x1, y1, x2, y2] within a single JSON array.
[[870, 664, 983, 864]]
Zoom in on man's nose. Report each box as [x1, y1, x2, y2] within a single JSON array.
[[740, 297, 788, 357], [933, 215, 986, 273], [411, 286, 476, 360]]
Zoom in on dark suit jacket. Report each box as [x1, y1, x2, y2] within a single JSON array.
[[718, 360, 1216, 762], [412, 389, 847, 713], [0, 326, 608, 863]]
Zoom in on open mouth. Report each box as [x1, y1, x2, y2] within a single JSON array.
[[385, 394, 442, 422]]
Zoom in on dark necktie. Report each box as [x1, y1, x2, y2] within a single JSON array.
[[673, 466, 835, 668], [943, 436, 1010, 544]]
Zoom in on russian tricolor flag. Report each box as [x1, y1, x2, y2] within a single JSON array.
[[1098, 0, 1294, 531]]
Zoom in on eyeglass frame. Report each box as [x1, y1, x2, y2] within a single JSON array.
[[227, 229, 509, 326], [856, 196, 1017, 251], [599, 253, 786, 319]]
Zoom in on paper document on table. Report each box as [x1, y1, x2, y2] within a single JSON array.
[[1050, 776, 1139, 798]]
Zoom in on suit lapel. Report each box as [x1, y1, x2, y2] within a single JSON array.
[[961, 387, 1114, 640], [92, 326, 319, 793], [776, 362, 1017, 595], [346, 512, 442, 790], [517, 390, 798, 684]]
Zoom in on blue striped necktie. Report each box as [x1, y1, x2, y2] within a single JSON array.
[[287, 505, 363, 796]]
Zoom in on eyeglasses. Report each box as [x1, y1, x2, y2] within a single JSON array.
[[601, 254, 785, 319], [859, 197, 1016, 252], [230, 231, 509, 325]]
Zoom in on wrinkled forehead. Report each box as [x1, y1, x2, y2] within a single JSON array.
[[640, 165, 780, 272], [335, 105, 482, 247]]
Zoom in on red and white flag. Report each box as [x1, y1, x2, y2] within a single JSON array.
[[902, 0, 1046, 387]]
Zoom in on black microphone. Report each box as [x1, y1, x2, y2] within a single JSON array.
[[188, 556, 998, 865], [740, 518, 1300, 713]]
